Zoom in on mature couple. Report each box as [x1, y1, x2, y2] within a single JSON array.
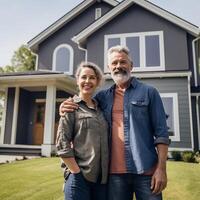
[[56, 45, 170, 200]]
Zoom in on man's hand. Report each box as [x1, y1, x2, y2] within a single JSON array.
[[151, 166, 167, 195], [59, 97, 79, 116], [151, 143, 168, 195]]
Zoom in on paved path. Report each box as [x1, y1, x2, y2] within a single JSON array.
[[0, 155, 40, 164]]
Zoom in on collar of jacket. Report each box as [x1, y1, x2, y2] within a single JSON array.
[[72, 95, 98, 107], [108, 77, 139, 92]]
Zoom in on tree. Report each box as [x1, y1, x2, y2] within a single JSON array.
[[0, 45, 36, 73], [0, 45, 36, 135], [11, 45, 36, 71], [0, 65, 16, 73]]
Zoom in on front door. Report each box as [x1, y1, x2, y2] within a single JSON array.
[[33, 103, 45, 145], [33, 101, 60, 145]]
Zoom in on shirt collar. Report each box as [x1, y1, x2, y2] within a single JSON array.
[[72, 95, 98, 109], [129, 77, 138, 89], [109, 77, 138, 91]]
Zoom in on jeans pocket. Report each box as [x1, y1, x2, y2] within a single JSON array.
[[64, 169, 71, 181]]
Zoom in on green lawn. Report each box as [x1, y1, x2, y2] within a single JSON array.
[[0, 158, 199, 200]]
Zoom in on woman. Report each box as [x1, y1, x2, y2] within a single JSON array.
[[56, 61, 109, 200]]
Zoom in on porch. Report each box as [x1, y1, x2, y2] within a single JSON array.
[[0, 71, 77, 157]]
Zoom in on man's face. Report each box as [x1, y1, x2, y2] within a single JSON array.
[[108, 51, 132, 85]]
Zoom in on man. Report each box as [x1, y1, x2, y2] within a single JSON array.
[[60, 45, 170, 200]]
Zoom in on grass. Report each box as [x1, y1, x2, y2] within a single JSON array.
[[0, 158, 199, 200], [163, 161, 200, 200], [0, 157, 63, 200]]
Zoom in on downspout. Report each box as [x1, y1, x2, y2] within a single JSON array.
[[27, 46, 39, 71], [192, 36, 200, 87], [196, 95, 200, 150], [188, 75, 194, 150], [34, 53, 39, 71], [78, 43, 88, 62], [71, 35, 88, 62]]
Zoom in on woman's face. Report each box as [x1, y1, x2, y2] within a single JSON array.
[[77, 67, 98, 96]]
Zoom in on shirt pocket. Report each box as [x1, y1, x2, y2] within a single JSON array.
[[77, 113, 93, 129], [130, 100, 149, 119]]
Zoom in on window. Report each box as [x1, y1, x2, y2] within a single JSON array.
[[53, 44, 73, 74], [160, 93, 180, 141], [95, 8, 102, 20], [104, 31, 165, 72]]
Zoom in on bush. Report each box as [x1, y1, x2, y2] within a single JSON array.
[[182, 151, 197, 163], [171, 151, 182, 161], [194, 151, 200, 163]]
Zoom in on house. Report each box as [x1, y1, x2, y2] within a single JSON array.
[[0, 0, 199, 157]]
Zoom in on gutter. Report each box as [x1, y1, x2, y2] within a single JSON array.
[[192, 36, 200, 87], [32, 52, 39, 71], [72, 37, 88, 62]]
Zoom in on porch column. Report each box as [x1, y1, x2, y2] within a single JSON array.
[[11, 87, 20, 144], [42, 85, 56, 157], [0, 88, 8, 144]]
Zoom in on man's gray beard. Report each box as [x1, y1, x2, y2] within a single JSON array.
[[111, 73, 131, 85]]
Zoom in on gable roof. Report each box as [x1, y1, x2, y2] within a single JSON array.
[[28, 0, 118, 52], [72, 0, 200, 45]]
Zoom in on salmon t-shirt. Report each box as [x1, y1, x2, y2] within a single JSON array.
[[110, 86, 127, 173]]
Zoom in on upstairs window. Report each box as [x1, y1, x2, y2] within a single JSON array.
[[104, 31, 165, 72], [53, 44, 73, 74], [95, 8, 102, 20]]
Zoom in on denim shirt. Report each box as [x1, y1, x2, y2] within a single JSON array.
[[95, 77, 170, 174]]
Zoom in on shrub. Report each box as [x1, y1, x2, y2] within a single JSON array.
[[194, 151, 200, 163], [171, 151, 182, 161], [182, 151, 197, 163]]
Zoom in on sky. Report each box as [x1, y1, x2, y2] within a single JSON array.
[[0, 0, 200, 67]]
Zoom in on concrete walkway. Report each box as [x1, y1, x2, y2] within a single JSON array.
[[0, 155, 40, 164]]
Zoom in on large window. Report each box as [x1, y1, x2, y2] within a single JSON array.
[[53, 44, 73, 74], [104, 31, 165, 72], [160, 93, 180, 141]]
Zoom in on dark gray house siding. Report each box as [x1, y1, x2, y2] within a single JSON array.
[[187, 34, 196, 87], [4, 88, 15, 144], [141, 77, 192, 149], [38, 2, 114, 72], [102, 77, 192, 149], [86, 5, 190, 72]]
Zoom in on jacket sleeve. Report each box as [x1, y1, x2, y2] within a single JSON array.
[[56, 112, 75, 158], [149, 87, 171, 145]]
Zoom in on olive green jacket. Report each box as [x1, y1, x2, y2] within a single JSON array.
[[56, 96, 109, 184]]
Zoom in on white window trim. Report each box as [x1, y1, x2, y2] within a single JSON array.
[[95, 8, 102, 20], [53, 44, 74, 75], [104, 31, 165, 73], [160, 93, 180, 142]]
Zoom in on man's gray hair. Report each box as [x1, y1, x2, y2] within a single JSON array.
[[107, 45, 133, 63]]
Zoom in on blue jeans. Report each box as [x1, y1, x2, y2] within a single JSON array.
[[64, 172, 107, 200], [108, 174, 162, 200]]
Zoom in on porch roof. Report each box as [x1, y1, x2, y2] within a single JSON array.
[[0, 71, 77, 94], [0, 70, 63, 77]]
